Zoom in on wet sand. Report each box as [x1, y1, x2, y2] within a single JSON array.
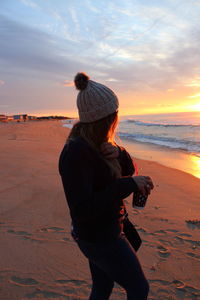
[[0, 120, 199, 300], [118, 137, 200, 179]]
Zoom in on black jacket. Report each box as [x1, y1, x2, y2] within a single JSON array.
[[59, 137, 138, 242]]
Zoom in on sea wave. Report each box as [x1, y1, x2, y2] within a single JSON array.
[[63, 124, 73, 129], [127, 120, 200, 127], [118, 132, 200, 155]]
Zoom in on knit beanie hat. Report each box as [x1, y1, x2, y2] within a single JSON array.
[[74, 72, 119, 123]]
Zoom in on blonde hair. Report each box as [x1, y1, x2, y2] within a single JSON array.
[[67, 112, 121, 178]]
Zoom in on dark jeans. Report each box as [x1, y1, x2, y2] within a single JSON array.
[[76, 233, 149, 300]]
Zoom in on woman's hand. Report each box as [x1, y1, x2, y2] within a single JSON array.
[[100, 142, 119, 159], [133, 176, 154, 196]]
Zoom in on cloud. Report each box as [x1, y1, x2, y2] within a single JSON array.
[[94, 20, 200, 93], [85, 0, 100, 13], [20, 0, 38, 8], [61, 80, 74, 87], [1, 1, 200, 115], [0, 15, 86, 78], [68, 4, 80, 32], [105, 78, 119, 82], [185, 78, 200, 88], [0, 80, 5, 86], [2, 1, 196, 96], [188, 93, 200, 98], [0, 104, 10, 107]]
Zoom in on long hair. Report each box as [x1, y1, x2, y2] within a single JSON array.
[[67, 111, 121, 177]]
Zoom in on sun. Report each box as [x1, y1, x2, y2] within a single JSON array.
[[190, 102, 200, 111]]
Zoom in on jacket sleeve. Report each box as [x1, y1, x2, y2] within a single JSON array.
[[59, 143, 138, 222], [117, 146, 135, 176]]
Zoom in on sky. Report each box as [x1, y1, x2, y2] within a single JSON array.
[[0, 0, 200, 117]]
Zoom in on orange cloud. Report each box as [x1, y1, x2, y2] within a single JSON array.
[[188, 93, 200, 99], [62, 80, 74, 87], [185, 78, 200, 88]]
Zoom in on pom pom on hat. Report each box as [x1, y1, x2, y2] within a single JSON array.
[[74, 72, 119, 123], [74, 72, 89, 91]]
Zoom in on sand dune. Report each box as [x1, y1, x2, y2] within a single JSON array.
[[0, 120, 199, 300]]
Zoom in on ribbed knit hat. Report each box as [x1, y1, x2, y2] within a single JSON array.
[[74, 72, 119, 123]]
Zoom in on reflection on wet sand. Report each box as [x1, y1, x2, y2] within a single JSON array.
[[120, 138, 200, 180], [189, 155, 200, 179]]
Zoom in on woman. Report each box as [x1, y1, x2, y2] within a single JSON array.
[[59, 72, 154, 300]]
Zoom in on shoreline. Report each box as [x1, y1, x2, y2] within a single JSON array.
[[118, 136, 200, 179], [62, 120, 200, 179]]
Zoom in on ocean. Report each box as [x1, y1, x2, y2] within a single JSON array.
[[118, 111, 200, 158], [62, 111, 200, 178]]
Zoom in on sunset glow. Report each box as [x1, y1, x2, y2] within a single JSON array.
[[0, 1, 200, 117], [189, 102, 200, 112], [189, 155, 200, 179]]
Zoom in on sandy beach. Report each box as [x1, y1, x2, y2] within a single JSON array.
[[0, 120, 199, 300]]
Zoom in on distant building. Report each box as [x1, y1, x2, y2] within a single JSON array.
[[7, 116, 14, 121], [13, 114, 23, 120], [0, 114, 71, 122], [0, 114, 7, 122], [28, 115, 37, 120], [13, 114, 28, 121]]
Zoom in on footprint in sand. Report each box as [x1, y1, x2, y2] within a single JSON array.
[[185, 239, 200, 247], [158, 239, 173, 247], [149, 279, 170, 286], [173, 282, 200, 299], [157, 245, 171, 258], [174, 236, 185, 244], [54, 279, 89, 298], [175, 236, 200, 247], [178, 233, 192, 237], [55, 279, 89, 294], [25, 289, 66, 299], [142, 240, 155, 248], [62, 237, 71, 242], [185, 285, 200, 297], [146, 216, 169, 223], [136, 227, 147, 234], [172, 280, 186, 289], [7, 229, 32, 236], [23, 236, 43, 243], [165, 229, 179, 233], [40, 227, 65, 233], [175, 288, 186, 299], [186, 252, 200, 259], [10, 276, 38, 286], [159, 218, 169, 222], [7, 229, 31, 235], [55, 279, 87, 286], [154, 230, 167, 236], [185, 219, 200, 229], [7, 229, 43, 243]]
